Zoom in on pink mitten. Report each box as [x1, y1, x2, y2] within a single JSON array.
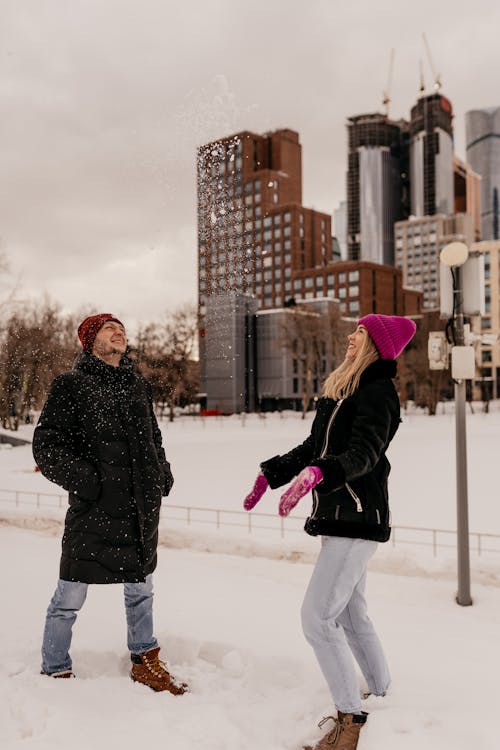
[[278, 466, 323, 517], [243, 473, 269, 511]]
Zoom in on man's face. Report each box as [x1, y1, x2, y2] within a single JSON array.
[[92, 320, 127, 357]]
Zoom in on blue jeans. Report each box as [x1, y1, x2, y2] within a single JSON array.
[[41, 575, 158, 675], [301, 536, 390, 714]]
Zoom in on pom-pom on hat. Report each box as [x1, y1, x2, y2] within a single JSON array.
[[77, 313, 124, 352], [358, 314, 416, 360]]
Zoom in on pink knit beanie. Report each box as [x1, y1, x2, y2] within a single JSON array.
[[358, 314, 416, 360]]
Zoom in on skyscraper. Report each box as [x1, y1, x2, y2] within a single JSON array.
[[409, 93, 454, 217], [466, 107, 500, 241], [346, 113, 409, 265]]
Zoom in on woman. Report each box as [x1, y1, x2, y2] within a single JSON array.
[[243, 314, 416, 750]]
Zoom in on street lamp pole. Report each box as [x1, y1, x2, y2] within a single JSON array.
[[440, 241, 473, 607], [452, 264, 472, 606]]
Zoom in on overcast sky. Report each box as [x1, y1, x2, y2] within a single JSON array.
[[2, 0, 499, 332]]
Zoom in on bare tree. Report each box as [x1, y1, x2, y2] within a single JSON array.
[[134, 305, 199, 422], [281, 302, 350, 418], [397, 311, 453, 415], [0, 299, 82, 429]]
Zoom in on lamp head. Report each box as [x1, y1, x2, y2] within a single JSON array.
[[440, 242, 469, 267]]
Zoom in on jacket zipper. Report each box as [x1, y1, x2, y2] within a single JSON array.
[[311, 399, 344, 519], [345, 482, 363, 513]]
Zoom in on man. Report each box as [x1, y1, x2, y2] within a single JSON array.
[[33, 313, 187, 694]]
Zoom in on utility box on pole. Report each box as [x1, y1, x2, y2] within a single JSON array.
[[428, 331, 449, 370]]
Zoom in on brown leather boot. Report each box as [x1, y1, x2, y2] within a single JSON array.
[[130, 647, 189, 695], [303, 711, 368, 750], [41, 669, 75, 679]]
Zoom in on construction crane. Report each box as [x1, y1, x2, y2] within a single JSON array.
[[382, 48, 395, 117], [422, 33, 442, 92], [419, 58, 426, 95]]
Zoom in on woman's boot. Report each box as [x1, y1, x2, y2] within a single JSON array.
[[304, 711, 368, 750]]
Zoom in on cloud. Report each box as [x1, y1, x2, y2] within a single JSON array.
[[1, 0, 499, 328]]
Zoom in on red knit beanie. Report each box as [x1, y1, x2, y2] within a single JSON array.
[[77, 314, 124, 352], [358, 314, 416, 360]]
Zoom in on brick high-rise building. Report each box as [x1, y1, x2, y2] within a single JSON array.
[[197, 128, 333, 313]]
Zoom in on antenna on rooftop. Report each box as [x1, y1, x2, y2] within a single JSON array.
[[422, 32, 442, 92], [382, 48, 395, 116]]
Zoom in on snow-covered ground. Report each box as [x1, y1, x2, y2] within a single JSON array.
[[2, 405, 500, 534], [1, 407, 500, 749], [1, 524, 499, 750]]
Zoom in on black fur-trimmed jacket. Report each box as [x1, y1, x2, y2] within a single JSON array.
[[33, 352, 173, 584], [260, 360, 401, 543]]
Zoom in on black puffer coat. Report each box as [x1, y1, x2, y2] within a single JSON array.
[[260, 360, 400, 543], [33, 352, 173, 584]]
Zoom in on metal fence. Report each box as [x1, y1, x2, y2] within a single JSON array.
[[1, 487, 500, 557]]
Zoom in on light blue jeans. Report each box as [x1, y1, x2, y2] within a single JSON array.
[[301, 536, 390, 714], [41, 575, 158, 675]]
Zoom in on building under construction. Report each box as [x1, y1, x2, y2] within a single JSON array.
[[347, 113, 410, 266], [409, 93, 454, 217]]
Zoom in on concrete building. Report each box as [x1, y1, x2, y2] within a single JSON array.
[[333, 200, 348, 259], [409, 93, 454, 218], [454, 156, 482, 241], [202, 294, 258, 414], [395, 213, 475, 310], [466, 107, 500, 241], [470, 241, 500, 398], [347, 113, 409, 265]]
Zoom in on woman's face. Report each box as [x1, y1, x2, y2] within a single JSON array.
[[345, 325, 367, 361]]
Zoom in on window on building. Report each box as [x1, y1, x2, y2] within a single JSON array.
[[338, 272, 346, 283], [285, 267, 291, 278], [349, 300, 360, 314], [305, 291, 314, 299], [284, 253, 291, 265], [263, 216, 272, 228], [284, 211, 291, 224], [338, 287, 346, 299], [274, 214, 281, 226], [284, 226, 291, 238], [482, 349, 493, 363], [293, 279, 302, 291], [484, 252, 491, 280], [348, 270, 359, 282], [284, 239, 291, 250], [481, 317, 491, 330], [305, 277, 313, 289], [316, 276, 323, 287], [349, 285, 359, 297], [254, 179, 261, 191]]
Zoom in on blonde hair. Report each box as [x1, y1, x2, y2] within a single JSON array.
[[323, 327, 379, 400]]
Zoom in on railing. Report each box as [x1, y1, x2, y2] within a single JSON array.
[[1, 487, 500, 557]]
